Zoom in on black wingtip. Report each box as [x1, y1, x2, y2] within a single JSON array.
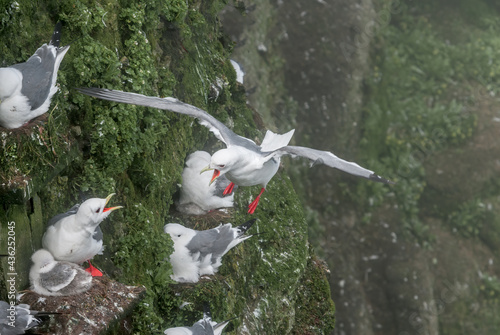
[[203, 303, 212, 321], [50, 21, 63, 47], [237, 218, 257, 234], [369, 173, 396, 185]]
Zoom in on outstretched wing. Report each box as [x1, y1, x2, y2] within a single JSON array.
[[277, 145, 394, 184], [77, 87, 255, 149]]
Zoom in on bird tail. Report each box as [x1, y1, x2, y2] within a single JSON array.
[[236, 219, 257, 236], [50, 21, 63, 47], [214, 316, 238, 334]]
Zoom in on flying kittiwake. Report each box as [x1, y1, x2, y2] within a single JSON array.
[[77, 88, 393, 214]]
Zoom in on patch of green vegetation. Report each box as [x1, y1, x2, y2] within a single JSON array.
[[480, 273, 500, 303], [0, 0, 335, 333], [446, 198, 492, 238], [356, 1, 500, 241], [291, 254, 335, 334]]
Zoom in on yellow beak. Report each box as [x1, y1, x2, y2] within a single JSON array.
[[200, 165, 213, 174], [104, 193, 123, 212]]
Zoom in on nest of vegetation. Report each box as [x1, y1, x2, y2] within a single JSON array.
[[19, 276, 146, 335]]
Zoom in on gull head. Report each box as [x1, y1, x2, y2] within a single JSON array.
[[76, 193, 122, 228], [31, 249, 55, 267], [164, 223, 196, 245], [200, 148, 238, 186]]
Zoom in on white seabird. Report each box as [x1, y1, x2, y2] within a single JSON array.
[[0, 301, 39, 335], [177, 151, 235, 215], [77, 88, 394, 214], [42, 193, 122, 276], [164, 219, 256, 283], [0, 22, 70, 129], [29, 249, 93, 296], [164, 305, 233, 335]]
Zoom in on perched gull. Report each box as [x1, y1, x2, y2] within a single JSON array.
[[42, 194, 122, 276], [77, 88, 393, 214], [0, 301, 39, 335], [177, 151, 235, 215], [0, 22, 70, 129], [164, 219, 256, 283], [164, 305, 233, 335], [29, 249, 93, 296]]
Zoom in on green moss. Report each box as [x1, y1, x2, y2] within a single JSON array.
[[0, 0, 334, 333], [292, 254, 335, 334], [354, 1, 500, 241]]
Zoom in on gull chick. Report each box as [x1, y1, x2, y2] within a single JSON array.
[[0, 22, 70, 129], [77, 88, 394, 214], [164, 219, 256, 283], [29, 249, 92, 296], [177, 151, 235, 215], [42, 194, 122, 276]]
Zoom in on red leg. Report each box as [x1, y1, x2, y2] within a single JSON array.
[[85, 260, 103, 277], [223, 182, 235, 196], [248, 188, 266, 214]]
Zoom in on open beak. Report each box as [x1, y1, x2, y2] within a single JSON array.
[[201, 165, 221, 186], [103, 193, 123, 212]]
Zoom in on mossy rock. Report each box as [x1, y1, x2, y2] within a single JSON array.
[[0, 0, 334, 333]]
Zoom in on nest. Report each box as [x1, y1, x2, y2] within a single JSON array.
[[20, 276, 145, 335]]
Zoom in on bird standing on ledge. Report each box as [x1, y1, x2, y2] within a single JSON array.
[[0, 22, 70, 129]]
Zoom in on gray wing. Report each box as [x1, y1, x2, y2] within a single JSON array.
[[11, 45, 56, 110], [93, 226, 103, 242], [46, 204, 80, 227], [186, 226, 234, 261], [213, 175, 234, 197], [278, 146, 394, 184], [77, 88, 256, 149], [191, 320, 213, 335], [38, 263, 76, 292]]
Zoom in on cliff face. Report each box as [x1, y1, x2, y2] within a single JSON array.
[[223, 0, 500, 334], [0, 0, 334, 334]]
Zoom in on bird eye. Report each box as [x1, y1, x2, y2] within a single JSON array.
[[177, 234, 181, 237], [219, 164, 225, 168], [95, 208, 100, 213]]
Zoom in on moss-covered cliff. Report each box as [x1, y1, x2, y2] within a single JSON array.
[[0, 0, 335, 334]]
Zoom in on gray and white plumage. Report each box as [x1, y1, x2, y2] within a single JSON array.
[[177, 151, 235, 215], [42, 194, 122, 264], [0, 22, 70, 129], [0, 301, 40, 335], [164, 219, 256, 283], [76, 88, 393, 213], [29, 249, 92, 296], [164, 305, 232, 335]]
